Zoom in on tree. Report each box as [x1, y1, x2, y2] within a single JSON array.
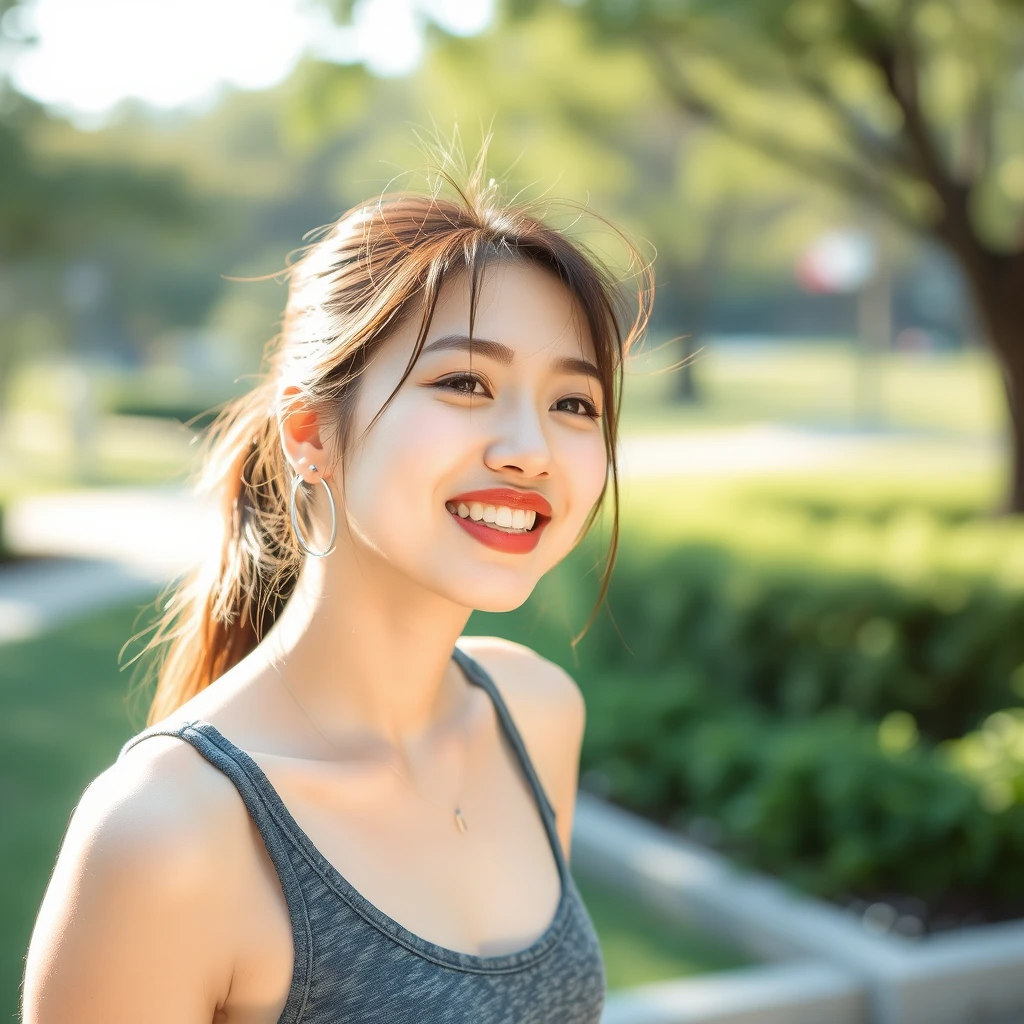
[[497, 0, 1024, 511]]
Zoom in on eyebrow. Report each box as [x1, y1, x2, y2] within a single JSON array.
[[419, 334, 602, 387]]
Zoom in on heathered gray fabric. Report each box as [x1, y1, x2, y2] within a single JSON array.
[[117, 644, 607, 1023]]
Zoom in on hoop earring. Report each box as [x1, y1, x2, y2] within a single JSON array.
[[289, 466, 338, 557]]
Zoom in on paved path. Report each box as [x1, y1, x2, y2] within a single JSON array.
[[0, 556, 166, 643], [0, 424, 1003, 643], [0, 483, 218, 643]]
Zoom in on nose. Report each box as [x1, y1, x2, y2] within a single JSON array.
[[483, 391, 553, 478]]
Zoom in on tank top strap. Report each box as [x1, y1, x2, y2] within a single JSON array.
[[116, 719, 315, 875], [116, 719, 314, 1023], [451, 644, 559, 828]]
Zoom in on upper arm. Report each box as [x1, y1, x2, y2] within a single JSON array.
[[459, 637, 587, 862], [21, 747, 236, 1024]]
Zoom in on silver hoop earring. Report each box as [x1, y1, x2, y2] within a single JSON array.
[[289, 470, 338, 557]]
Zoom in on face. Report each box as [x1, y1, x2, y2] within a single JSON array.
[[322, 259, 609, 612]]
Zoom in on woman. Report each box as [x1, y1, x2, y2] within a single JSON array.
[[22, 160, 651, 1024]]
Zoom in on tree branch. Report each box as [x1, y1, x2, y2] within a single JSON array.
[[770, 29, 918, 178], [643, 33, 924, 233], [840, 0, 982, 249]]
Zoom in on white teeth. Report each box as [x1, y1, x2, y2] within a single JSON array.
[[446, 501, 542, 533]]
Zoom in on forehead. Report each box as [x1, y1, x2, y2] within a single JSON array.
[[419, 259, 596, 364]]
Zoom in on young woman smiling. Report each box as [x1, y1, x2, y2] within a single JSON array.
[[22, 159, 652, 1024]]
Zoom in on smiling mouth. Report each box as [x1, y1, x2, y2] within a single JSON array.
[[444, 500, 546, 534]]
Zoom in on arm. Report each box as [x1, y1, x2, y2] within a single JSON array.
[[21, 750, 236, 1024]]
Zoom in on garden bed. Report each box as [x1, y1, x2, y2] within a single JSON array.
[[573, 791, 1024, 1024]]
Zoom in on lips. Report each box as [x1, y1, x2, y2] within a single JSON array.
[[445, 488, 553, 519], [444, 487, 553, 554]]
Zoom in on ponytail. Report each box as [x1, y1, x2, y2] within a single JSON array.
[[127, 378, 304, 725]]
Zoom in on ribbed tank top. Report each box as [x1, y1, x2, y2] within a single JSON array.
[[116, 644, 606, 1023]]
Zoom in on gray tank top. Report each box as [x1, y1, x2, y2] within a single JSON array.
[[116, 644, 606, 1023]]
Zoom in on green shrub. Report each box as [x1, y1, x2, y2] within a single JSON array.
[[552, 539, 1024, 743], [581, 681, 1023, 904], [469, 485, 1024, 910]]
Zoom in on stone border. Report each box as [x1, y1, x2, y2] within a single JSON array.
[[573, 792, 1024, 1024]]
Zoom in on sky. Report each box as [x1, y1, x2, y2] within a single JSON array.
[[2, 0, 494, 127]]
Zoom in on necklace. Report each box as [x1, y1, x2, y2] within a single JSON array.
[[271, 663, 473, 834]]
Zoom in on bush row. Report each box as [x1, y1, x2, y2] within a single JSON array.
[[580, 670, 1024, 907], [557, 541, 1024, 743]]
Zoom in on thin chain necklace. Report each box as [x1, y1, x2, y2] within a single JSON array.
[[272, 663, 473, 834]]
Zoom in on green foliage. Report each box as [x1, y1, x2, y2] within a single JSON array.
[[581, 678, 1023, 903], [509, 0, 1024, 250], [472, 482, 1024, 909], [475, 475, 1021, 739]]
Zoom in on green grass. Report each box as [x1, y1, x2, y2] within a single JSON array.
[[0, 594, 159, 1020], [571, 868, 753, 988], [621, 338, 1006, 437], [0, 593, 749, 1018]]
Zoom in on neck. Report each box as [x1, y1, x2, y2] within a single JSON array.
[[256, 545, 474, 750]]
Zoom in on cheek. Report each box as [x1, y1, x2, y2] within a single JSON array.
[[342, 396, 472, 532], [561, 430, 609, 515]]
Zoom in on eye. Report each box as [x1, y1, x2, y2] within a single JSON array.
[[433, 373, 491, 397], [432, 374, 600, 419], [555, 396, 601, 419]]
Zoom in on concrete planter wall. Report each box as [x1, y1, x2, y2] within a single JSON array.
[[573, 792, 1024, 1024]]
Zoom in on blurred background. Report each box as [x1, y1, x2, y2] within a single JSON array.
[[3, 0, 1024, 1016]]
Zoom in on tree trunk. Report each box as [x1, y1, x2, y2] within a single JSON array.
[[950, 250, 1024, 514], [989, 319, 1024, 516], [1002, 356, 1024, 516], [671, 200, 744, 404], [673, 330, 702, 402]]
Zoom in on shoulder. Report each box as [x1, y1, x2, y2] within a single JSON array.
[[456, 636, 586, 858], [74, 734, 253, 915], [456, 635, 585, 735], [22, 736, 242, 1020]]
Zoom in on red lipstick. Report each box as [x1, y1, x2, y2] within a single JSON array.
[[445, 487, 552, 555]]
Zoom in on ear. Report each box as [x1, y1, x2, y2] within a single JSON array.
[[278, 385, 333, 482]]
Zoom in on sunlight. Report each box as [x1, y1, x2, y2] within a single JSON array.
[[5, 0, 494, 124]]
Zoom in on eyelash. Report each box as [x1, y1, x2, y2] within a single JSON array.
[[434, 373, 601, 420]]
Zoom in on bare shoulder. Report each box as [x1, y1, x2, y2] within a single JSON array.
[[456, 636, 586, 859], [456, 635, 585, 724], [22, 735, 244, 1023]]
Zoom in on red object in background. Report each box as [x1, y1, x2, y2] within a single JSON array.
[[797, 229, 877, 294]]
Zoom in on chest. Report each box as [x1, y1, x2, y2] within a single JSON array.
[[219, 741, 566, 1024]]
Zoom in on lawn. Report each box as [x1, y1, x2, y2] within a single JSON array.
[[571, 867, 752, 988], [620, 337, 1006, 438], [0, 594, 750, 1020]]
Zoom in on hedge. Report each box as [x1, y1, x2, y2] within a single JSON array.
[[579, 671, 1024, 915], [545, 539, 1024, 744]]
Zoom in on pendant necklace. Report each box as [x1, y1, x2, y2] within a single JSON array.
[[273, 665, 473, 834]]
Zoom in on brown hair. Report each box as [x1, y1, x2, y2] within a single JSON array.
[[127, 155, 653, 726]]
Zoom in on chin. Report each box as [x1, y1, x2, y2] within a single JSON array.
[[436, 573, 540, 614]]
